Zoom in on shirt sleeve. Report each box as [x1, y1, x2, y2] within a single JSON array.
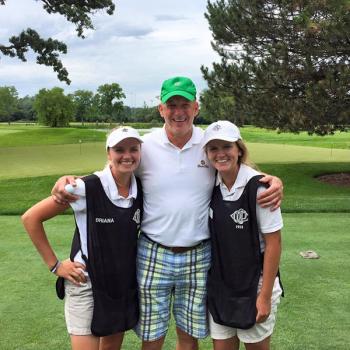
[[66, 179, 87, 213], [256, 186, 283, 234]]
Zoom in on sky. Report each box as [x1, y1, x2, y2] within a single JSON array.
[[0, 0, 219, 107]]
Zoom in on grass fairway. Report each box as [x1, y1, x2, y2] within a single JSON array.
[[1, 162, 350, 215], [1, 124, 350, 149], [1, 141, 349, 180], [1, 124, 350, 349], [1, 213, 349, 350]]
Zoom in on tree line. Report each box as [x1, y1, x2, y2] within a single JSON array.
[[0, 84, 161, 126], [0, 84, 216, 126], [1, 1, 349, 133]]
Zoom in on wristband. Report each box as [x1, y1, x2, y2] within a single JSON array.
[[50, 260, 61, 274]]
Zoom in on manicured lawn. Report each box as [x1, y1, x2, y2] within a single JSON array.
[[1, 162, 350, 215], [1, 124, 349, 149], [0, 125, 106, 148], [239, 125, 350, 150], [1, 141, 349, 180], [1, 124, 349, 349], [1, 213, 349, 349]]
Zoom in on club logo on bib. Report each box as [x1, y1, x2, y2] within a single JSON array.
[[197, 159, 209, 168], [230, 209, 248, 229], [133, 209, 141, 224]]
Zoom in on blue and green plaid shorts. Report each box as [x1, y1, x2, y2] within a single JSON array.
[[135, 233, 211, 341]]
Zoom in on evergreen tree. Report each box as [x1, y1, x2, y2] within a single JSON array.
[[202, 0, 350, 135], [199, 89, 237, 124]]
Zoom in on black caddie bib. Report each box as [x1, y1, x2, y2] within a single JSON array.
[[61, 174, 142, 337], [207, 175, 264, 329]]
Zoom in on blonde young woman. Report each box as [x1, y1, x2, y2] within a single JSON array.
[[22, 127, 143, 350], [203, 121, 283, 350]]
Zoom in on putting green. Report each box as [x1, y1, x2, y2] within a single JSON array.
[[0, 129, 25, 135], [0, 143, 105, 179], [1, 141, 349, 179]]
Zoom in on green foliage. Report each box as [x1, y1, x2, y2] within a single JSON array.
[[199, 88, 236, 124], [34, 87, 74, 127], [128, 104, 161, 123], [203, 0, 350, 135], [0, 86, 18, 122], [95, 83, 126, 122], [71, 89, 96, 124], [0, 0, 115, 83], [13, 95, 36, 121]]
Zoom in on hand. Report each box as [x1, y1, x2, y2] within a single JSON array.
[[257, 175, 283, 211], [51, 176, 79, 205], [255, 294, 271, 323], [55, 259, 87, 286]]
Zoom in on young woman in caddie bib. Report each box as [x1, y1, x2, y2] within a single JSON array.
[[203, 121, 284, 350], [22, 127, 143, 350]]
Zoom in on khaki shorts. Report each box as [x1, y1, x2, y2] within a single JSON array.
[[64, 278, 94, 335], [209, 277, 282, 343]]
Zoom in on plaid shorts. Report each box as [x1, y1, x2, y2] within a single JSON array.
[[135, 234, 211, 341]]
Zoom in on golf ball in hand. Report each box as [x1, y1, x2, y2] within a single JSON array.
[[65, 184, 75, 194]]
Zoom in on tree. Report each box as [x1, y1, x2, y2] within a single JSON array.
[[199, 89, 237, 124], [34, 87, 74, 127], [72, 89, 95, 124], [131, 102, 161, 123], [0, 86, 18, 122], [0, 1, 115, 84], [202, 0, 350, 135], [95, 83, 125, 122], [12, 95, 36, 122]]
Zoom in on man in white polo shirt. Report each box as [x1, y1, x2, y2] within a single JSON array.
[[134, 77, 283, 350], [52, 76, 283, 350]]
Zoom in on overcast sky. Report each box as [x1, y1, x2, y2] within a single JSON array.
[[0, 0, 219, 106]]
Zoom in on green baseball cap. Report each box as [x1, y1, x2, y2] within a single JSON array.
[[160, 76, 197, 103]]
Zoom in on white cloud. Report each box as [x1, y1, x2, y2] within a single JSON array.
[[0, 0, 219, 106]]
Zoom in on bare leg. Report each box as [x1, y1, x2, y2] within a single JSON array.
[[141, 336, 166, 350], [244, 336, 271, 350], [175, 327, 198, 350], [213, 336, 240, 350], [99, 332, 124, 350], [71, 335, 100, 350]]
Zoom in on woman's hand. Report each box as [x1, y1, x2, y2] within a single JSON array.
[[255, 293, 271, 323], [55, 259, 87, 286], [257, 175, 284, 210]]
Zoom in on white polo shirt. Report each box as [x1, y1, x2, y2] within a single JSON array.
[[136, 126, 216, 246], [68, 166, 138, 264], [216, 163, 283, 251]]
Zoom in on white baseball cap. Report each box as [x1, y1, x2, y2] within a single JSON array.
[[106, 126, 143, 150], [202, 120, 242, 147]]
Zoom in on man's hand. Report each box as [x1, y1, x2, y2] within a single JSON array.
[[257, 175, 283, 210], [51, 176, 79, 205]]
